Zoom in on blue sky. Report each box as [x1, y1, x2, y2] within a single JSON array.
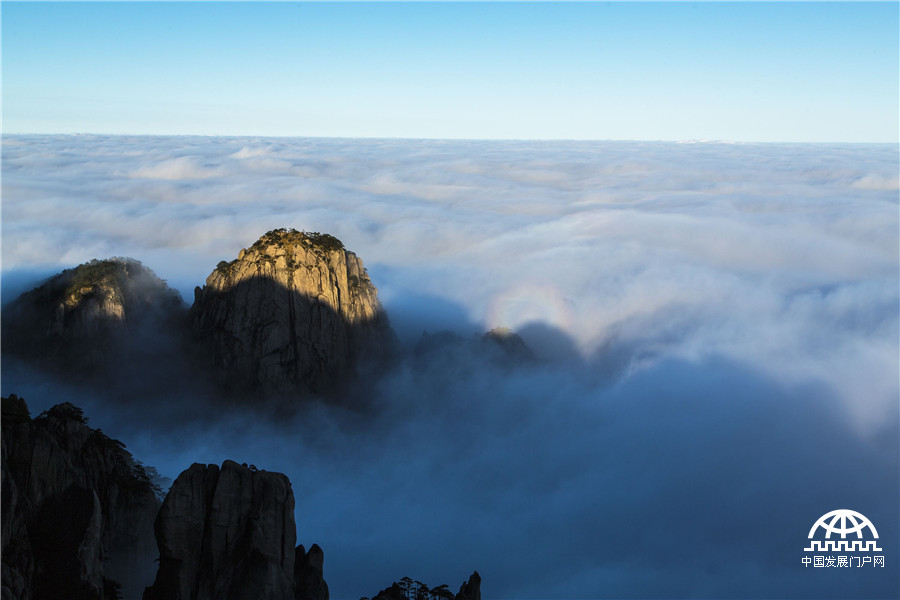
[[2, 2, 898, 142]]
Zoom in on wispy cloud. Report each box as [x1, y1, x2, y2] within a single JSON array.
[[129, 156, 224, 180]]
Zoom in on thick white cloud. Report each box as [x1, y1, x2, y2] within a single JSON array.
[[3, 134, 896, 427], [2, 135, 897, 598]]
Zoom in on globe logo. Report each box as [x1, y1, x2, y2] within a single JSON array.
[[804, 509, 883, 552]]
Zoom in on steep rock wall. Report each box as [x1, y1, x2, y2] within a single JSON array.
[[1, 395, 161, 600], [190, 229, 393, 395], [143, 460, 298, 600]]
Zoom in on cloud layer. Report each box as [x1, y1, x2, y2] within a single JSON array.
[[2, 135, 898, 598]]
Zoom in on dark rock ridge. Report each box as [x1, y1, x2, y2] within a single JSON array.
[[0, 397, 331, 600], [190, 229, 394, 395], [143, 460, 325, 600], [481, 327, 535, 365], [1, 395, 162, 600], [2, 257, 186, 375], [415, 327, 534, 369], [1, 395, 479, 600], [455, 572, 481, 600], [369, 572, 481, 600]]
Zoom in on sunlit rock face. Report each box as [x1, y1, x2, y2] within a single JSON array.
[[142, 460, 298, 600], [190, 229, 394, 396], [2, 258, 186, 374]]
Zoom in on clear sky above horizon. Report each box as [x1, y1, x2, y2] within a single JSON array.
[[2, 1, 898, 142]]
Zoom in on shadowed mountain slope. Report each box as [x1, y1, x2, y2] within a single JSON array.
[[1, 258, 186, 377], [1, 395, 161, 600]]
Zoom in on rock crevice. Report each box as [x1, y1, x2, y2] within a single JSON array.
[[143, 460, 301, 600]]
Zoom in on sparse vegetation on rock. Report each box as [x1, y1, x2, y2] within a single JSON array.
[[250, 228, 345, 254], [366, 572, 480, 600]]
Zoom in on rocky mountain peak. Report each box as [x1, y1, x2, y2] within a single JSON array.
[[2, 258, 185, 373], [203, 229, 378, 325], [36, 257, 178, 329], [190, 229, 394, 396], [481, 327, 535, 365]]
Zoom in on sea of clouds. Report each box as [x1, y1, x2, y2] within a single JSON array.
[[2, 135, 898, 598]]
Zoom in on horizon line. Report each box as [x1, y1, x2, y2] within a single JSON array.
[[3, 132, 897, 146]]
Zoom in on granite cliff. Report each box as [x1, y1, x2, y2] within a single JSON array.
[[190, 229, 394, 395], [1, 395, 161, 600], [143, 460, 327, 600]]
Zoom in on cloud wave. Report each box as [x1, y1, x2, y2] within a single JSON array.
[[2, 135, 897, 599]]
